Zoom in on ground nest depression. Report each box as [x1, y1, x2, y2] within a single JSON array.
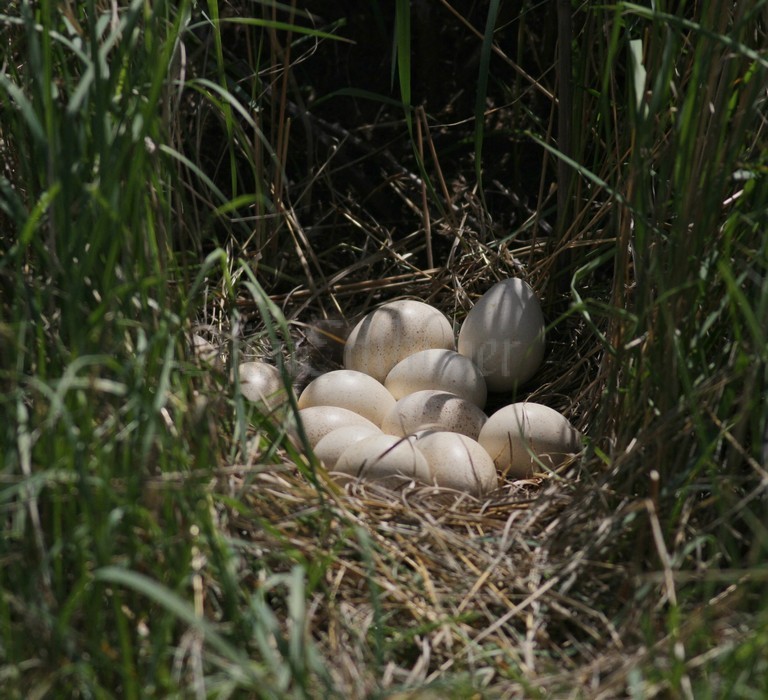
[[4, 0, 766, 697], [187, 247, 621, 696]]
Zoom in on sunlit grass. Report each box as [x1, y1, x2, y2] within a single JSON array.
[[1, 0, 767, 696]]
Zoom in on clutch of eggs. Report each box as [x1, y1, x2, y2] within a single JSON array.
[[232, 281, 582, 493]]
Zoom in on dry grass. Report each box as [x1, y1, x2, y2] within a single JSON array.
[[3, 1, 766, 696], [186, 0, 768, 683], [190, 211, 632, 696], [177, 5, 657, 686], [215, 468, 585, 695]]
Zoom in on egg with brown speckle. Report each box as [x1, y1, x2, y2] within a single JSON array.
[[333, 434, 431, 486], [297, 406, 379, 448], [298, 369, 396, 425], [412, 430, 498, 496], [478, 402, 582, 478], [344, 300, 455, 383], [381, 389, 487, 440], [384, 348, 487, 408], [313, 423, 383, 469]]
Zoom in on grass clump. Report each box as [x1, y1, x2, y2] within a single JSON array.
[[1, 0, 767, 697]]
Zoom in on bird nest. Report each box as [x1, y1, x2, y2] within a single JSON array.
[[187, 224, 630, 696]]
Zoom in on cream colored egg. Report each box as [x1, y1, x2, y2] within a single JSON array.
[[333, 434, 431, 486], [413, 430, 497, 496], [384, 348, 487, 408], [297, 406, 379, 448], [458, 278, 545, 392], [298, 369, 396, 425], [381, 390, 487, 440], [478, 402, 581, 478], [344, 300, 455, 383], [192, 334, 222, 367], [238, 361, 289, 411], [313, 424, 382, 469]]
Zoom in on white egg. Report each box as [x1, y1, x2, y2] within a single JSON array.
[[344, 300, 455, 383], [381, 389, 487, 440], [458, 278, 545, 392], [412, 430, 498, 496], [333, 434, 431, 486], [238, 361, 290, 411], [478, 402, 582, 478], [313, 424, 383, 469], [384, 348, 487, 408], [297, 369, 396, 425], [192, 334, 222, 367], [297, 406, 379, 448]]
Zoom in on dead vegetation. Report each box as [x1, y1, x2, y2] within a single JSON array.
[[176, 2, 768, 695], [3, 0, 766, 696], [169, 2, 767, 696]]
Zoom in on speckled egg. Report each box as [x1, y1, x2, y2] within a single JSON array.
[[333, 434, 431, 486], [313, 423, 383, 469], [413, 430, 498, 496], [298, 369, 396, 425], [238, 361, 289, 411], [297, 406, 379, 448], [381, 389, 488, 440], [458, 278, 545, 392], [384, 348, 487, 408], [344, 300, 455, 383], [478, 402, 582, 478]]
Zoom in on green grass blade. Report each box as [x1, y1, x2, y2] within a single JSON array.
[[394, 0, 412, 135], [210, 16, 353, 43], [474, 0, 501, 204], [527, 130, 630, 207], [94, 566, 263, 685]]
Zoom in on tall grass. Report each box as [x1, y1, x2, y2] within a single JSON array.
[[0, 1, 334, 696], [1, 0, 767, 697], [551, 0, 768, 694], [587, 1, 767, 547]]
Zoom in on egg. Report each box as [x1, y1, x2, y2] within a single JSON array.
[[384, 348, 487, 408], [313, 424, 383, 469], [381, 389, 487, 440], [458, 278, 545, 392], [238, 361, 290, 411], [297, 406, 379, 448], [344, 300, 455, 383], [192, 334, 222, 367], [298, 369, 396, 425], [412, 430, 498, 496], [478, 402, 582, 478], [333, 434, 431, 486]]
